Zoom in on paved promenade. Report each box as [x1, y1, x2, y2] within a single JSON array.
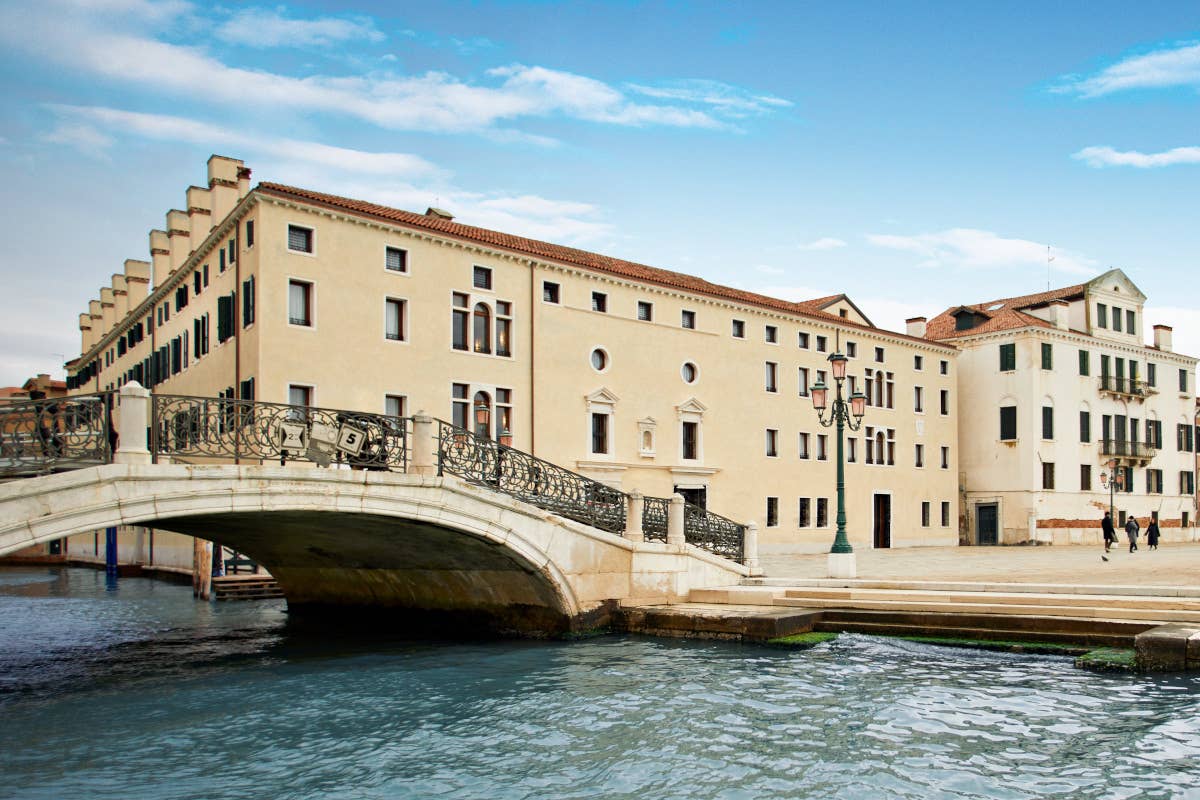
[[760, 542, 1200, 588]]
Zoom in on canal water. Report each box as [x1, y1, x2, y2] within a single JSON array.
[[1, 568, 1198, 800]]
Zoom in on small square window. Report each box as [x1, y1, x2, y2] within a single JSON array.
[[543, 282, 560, 303], [638, 301, 653, 321], [592, 292, 607, 313], [913, 354, 922, 370], [816, 336, 827, 352], [939, 360, 949, 375], [473, 266, 492, 290], [732, 319, 745, 338], [846, 342, 857, 358], [385, 394, 407, 418], [287, 225, 313, 254], [386, 247, 408, 273], [681, 310, 696, 329], [798, 332, 810, 349], [765, 325, 777, 343]]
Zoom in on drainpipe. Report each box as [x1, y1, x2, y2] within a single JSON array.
[[529, 259, 536, 456]]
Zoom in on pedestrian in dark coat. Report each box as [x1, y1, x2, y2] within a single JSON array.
[[1146, 519, 1160, 550], [1125, 515, 1140, 553], [1101, 512, 1115, 553]]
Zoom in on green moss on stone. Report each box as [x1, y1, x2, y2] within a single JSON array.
[[767, 632, 840, 648], [885, 635, 1089, 656], [1074, 647, 1137, 672]]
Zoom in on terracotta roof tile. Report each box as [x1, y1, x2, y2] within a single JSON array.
[[256, 183, 951, 349], [924, 280, 1089, 341]]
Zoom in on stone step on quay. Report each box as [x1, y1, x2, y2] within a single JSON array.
[[770, 597, 1200, 624], [815, 608, 1153, 639], [811, 619, 1138, 649], [618, 603, 821, 642], [743, 578, 1200, 599], [780, 587, 1200, 613]]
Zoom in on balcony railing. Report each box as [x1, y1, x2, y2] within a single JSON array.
[[1098, 376, 1155, 398], [1098, 439, 1157, 460]]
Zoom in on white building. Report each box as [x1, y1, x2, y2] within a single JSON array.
[[919, 269, 1198, 545]]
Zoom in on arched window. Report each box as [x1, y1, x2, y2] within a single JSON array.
[[473, 303, 491, 354]]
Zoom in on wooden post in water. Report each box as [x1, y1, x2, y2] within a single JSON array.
[[192, 538, 213, 600]]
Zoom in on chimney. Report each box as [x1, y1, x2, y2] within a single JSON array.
[[425, 207, 454, 221], [186, 184, 213, 243], [99, 287, 115, 339], [79, 313, 93, 353], [88, 300, 103, 349], [1154, 324, 1173, 352], [149, 230, 170, 289], [237, 166, 252, 198], [207, 155, 244, 222], [906, 317, 927, 338], [111, 274, 129, 320], [166, 209, 190, 273], [1050, 299, 1069, 330], [124, 259, 152, 305]]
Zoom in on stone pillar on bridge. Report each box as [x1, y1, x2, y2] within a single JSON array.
[[744, 521, 761, 576], [410, 413, 436, 477], [667, 493, 685, 547], [114, 381, 152, 466], [624, 490, 644, 542]]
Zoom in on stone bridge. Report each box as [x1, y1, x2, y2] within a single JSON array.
[[0, 384, 757, 634]]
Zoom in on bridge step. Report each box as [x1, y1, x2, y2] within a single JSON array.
[[213, 576, 284, 601]]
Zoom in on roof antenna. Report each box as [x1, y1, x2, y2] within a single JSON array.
[[1046, 245, 1055, 291]]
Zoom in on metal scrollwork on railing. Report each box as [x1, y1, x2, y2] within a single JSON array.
[[435, 419, 627, 534], [642, 496, 669, 542], [0, 392, 113, 478], [683, 502, 745, 563], [151, 394, 408, 471]]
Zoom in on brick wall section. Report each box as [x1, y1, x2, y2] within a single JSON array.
[[1037, 518, 1185, 529]]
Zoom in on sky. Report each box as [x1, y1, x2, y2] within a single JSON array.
[[0, 0, 1197, 386]]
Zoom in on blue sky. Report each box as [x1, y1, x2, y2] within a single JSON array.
[[0, 0, 1197, 385]]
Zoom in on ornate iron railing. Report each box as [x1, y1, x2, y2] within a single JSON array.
[[683, 502, 745, 563], [1098, 438, 1156, 460], [642, 496, 669, 542], [151, 394, 408, 470], [435, 419, 627, 534], [1099, 376, 1153, 398], [0, 392, 113, 478]]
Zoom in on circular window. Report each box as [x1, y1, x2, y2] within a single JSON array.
[[591, 348, 609, 371], [681, 362, 698, 383]]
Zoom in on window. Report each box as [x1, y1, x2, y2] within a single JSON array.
[[1180, 471, 1195, 495], [174, 285, 188, 312], [543, 282, 560, 303], [1078, 350, 1090, 376], [242, 276, 255, 327], [798, 432, 810, 459], [915, 444, 925, 467], [1112, 306, 1122, 332], [912, 354, 921, 369], [940, 360, 949, 375], [287, 225, 313, 254], [473, 266, 492, 290], [732, 319, 745, 338], [1041, 342, 1053, 370], [999, 343, 1016, 371], [941, 502, 950, 527], [216, 292, 234, 343], [203, 264, 209, 287], [1000, 406, 1017, 441], [193, 270, 202, 295], [846, 342, 857, 358], [1178, 423, 1195, 452], [638, 301, 653, 321], [1080, 465, 1092, 491], [496, 388, 513, 439], [193, 314, 209, 357], [591, 349, 608, 371], [1146, 363, 1157, 387], [1080, 411, 1091, 443], [1042, 406, 1054, 439], [452, 293, 469, 350], [766, 497, 779, 528], [219, 248, 226, 272], [799, 498, 811, 527], [591, 292, 607, 313], [245, 220, 254, 248], [228, 238, 237, 266], [385, 395, 406, 418], [798, 332, 810, 349], [1146, 469, 1162, 494], [1126, 309, 1136, 335], [921, 502, 931, 527], [591, 413, 609, 454], [764, 325, 778, 344], [1042, 462, 1055, 490], [386, 246, 408, 273], [288, 281, 312, 326], [1180, 369, 1189, 393], [472, 303, 491, 353], [816, 498, 828, 527], [385, 299, 406, 341], [764, 361, 779, 392], [681, 310, 696, 329], [798, 367, 810, 396], [682, 421, 698, 460], [495, 301, 512, 357], [847, 438, 857, 463], [681, 362, 698, 384], [816, 336, 827, 353], [939, 389, 949, 415], [765, 429, 778, 457], [452, 383, 469, 428], [1097, 303, 1107, 328], [817, 434, 828, 461], [289, 385, 312, 408], [914, 387, 924, 413]]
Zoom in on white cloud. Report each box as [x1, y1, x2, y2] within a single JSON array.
[[867, 228, 1098, 276], [1052, 40, 1200, 97], [797, 237, 846, 251], [215, 7, 384, 48], [43, 122, 114, 156], [755, 264, 785, 275], [1073, 145, 1200, 168], [625, 79, 793, 117]]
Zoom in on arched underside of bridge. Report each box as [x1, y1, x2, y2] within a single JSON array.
[[157, 509, 582, 635]]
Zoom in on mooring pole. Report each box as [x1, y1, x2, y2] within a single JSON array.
[[104, 526, 118, 585]]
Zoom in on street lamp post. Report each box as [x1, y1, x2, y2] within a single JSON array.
[[1100, 458, 1123, 526], [810, 352, 868, 578]]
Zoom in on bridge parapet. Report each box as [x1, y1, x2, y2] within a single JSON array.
[[0, 391, 114, 478]]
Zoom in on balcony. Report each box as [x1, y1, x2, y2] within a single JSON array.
[[1098, 438, 1157, 463], [1098, 375, 1155, 400]]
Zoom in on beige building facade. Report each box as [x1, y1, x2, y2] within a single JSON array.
[[66, 155, 959, 557], [923, 270, 1199, 546]]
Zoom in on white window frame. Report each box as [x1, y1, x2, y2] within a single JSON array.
[[384, 297, 408, 343], [287, 277, 316, 331], [384, 245, 410, 275], [286, 223, 316, 257]]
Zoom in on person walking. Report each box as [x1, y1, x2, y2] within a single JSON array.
[[1125, 514, 1140, 553], [1146, 517, 1160, 550], [1101, 512, 1116, 554]]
